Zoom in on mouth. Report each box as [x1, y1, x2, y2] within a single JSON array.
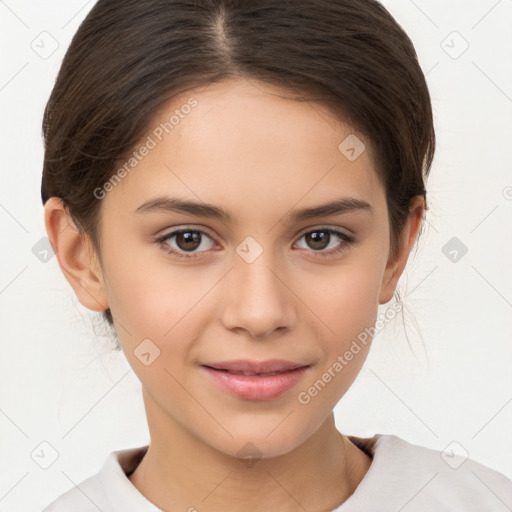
[[200, 359, 310, 401]]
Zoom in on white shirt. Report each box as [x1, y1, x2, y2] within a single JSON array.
[[42, 433, 512, 511]]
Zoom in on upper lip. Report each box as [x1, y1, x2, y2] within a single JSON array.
[[202, 359, 309, 374]]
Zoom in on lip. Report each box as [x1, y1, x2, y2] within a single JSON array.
[[200, 359, 310, 401]]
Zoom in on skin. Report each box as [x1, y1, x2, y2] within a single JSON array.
[[44, 77, 424, 511]]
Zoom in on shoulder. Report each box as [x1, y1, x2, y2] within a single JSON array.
[[343, 433, 512, 511], [41, 471, 109, 512], [41, 445, 155, 512]]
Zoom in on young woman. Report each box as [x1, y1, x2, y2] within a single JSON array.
[[40, 0, 512, 510]]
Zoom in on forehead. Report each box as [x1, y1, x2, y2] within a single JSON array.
[[104, 77, 385, 220]]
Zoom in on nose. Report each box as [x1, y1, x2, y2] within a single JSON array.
[[220, 249, 297, 339]]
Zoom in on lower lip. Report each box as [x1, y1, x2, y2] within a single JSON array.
[[201, 366, 309, 401]]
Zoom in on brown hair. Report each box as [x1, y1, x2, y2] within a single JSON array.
[[41, 0, 435, 341]]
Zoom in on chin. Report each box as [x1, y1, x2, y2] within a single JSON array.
[[205, 427, 307, 462]]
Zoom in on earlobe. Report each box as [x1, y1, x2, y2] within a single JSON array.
[[44, 197, 109, 312], [378, 196, 425, 305]]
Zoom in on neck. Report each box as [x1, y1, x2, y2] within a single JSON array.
[[129, 398, 372, 512]]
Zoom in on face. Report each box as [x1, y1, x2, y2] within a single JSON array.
[[54, 77, 417, 459]]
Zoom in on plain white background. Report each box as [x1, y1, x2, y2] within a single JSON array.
[[1, 0, 511, 510]]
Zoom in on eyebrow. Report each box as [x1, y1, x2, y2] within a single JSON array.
[[133, 195, 373, 223]]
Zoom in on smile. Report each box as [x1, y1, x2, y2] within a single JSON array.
[[200, 362, 310, 401]]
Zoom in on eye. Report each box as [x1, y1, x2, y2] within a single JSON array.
[[156, 226, 355, 261], [294, 227, 354, 257], [156, 228, 216, 259]]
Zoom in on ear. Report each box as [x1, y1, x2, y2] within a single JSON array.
[[44, 197, 109, 312], [379, 195, 425, 305]]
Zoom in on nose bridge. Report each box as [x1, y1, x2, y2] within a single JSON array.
[[220, 237, 295, 337]]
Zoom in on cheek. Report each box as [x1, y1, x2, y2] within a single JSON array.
[[291, 262, 383, 412], [101, 236, 188, 324], [105, 266, 203, 394], [103, 252, 215, 363], [299, 256, 384, 343]]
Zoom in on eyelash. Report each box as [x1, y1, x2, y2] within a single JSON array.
[[156, 226, 355, 261]]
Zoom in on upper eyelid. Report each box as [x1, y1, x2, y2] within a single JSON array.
[[295, 225, 351, 237]]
